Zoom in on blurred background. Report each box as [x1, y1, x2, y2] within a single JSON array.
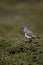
[[0, 0, 43, 41]]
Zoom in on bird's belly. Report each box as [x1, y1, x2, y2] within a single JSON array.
[[25, 33, 31, 38]]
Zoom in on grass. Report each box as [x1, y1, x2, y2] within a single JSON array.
[[0, 1, 43, 65]]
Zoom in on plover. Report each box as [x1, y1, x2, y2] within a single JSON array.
[[23, 26, 39, 43]]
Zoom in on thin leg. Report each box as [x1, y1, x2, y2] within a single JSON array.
[[29, 38, 32, 43]]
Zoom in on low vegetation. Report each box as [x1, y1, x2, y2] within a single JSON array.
[[0, 39, 43, 65]]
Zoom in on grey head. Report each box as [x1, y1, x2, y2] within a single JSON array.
[[23, 26, 33, 34]]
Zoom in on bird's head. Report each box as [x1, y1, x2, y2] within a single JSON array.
[[22, 26, 28, 33]]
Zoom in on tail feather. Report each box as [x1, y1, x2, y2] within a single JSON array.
[[32, 35, 39, 38]]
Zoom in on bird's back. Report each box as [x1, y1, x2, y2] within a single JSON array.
[[23, 26, 33, 34]]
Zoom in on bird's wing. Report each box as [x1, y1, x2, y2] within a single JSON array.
[[26, 33, 32, 37], [26, 28, 33, 34], [32, 34, 37, 38], [25, 33, 31, 38]]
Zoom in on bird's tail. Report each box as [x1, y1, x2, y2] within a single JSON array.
[[32, 35, 39, 38]]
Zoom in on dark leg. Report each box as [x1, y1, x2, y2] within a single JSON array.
[[29, 38, 32, 43]]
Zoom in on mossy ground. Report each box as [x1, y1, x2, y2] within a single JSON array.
[[0, 40, 43, 65]]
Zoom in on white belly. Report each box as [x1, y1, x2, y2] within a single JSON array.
[[25, 33, 31, 39]]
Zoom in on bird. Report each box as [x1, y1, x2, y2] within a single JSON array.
[[23, 26, 39, 43]]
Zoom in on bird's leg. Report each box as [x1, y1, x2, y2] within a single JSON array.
[[29, 38, 32, 43]]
